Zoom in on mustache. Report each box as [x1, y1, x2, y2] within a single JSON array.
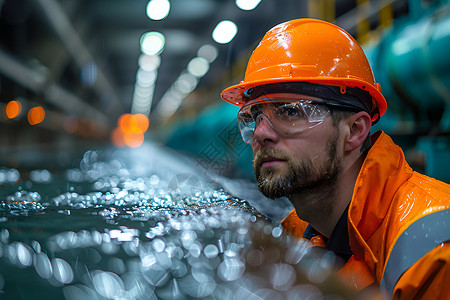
[[253, 147, 290, 168]]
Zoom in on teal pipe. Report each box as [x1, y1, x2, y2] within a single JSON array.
[[366, 3, 450, 132]]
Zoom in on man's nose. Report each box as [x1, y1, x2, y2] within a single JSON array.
[[252, 115, 280, 145]]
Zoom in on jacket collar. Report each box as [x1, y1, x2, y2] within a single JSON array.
[[347, 131, 413, 271]]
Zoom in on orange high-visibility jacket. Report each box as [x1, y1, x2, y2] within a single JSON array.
[[281, 131, 450, 299]]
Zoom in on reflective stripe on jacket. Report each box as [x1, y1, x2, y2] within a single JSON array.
[[281, 131, 450, 298]]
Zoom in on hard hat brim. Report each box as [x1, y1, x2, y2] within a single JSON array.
[[221, 77, 387, 119]]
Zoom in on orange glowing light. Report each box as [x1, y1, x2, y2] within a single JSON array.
[[27, 106, 45, 125], [111, 127, 126, 148], [118, 113, 149, 133], [5, 100, 22, 119], [123, 129, 144, 148], [116, 113, 148, 148], [134, 113, 149, 132], [119, 113, 134, 133]]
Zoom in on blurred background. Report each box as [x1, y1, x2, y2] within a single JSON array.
[[1, 0, 449, 182]]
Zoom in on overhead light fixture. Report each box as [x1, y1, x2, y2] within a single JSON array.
[[146, 0, 171, 21], [174, 72, 198, 94], [187, 57, 210, 78], [140, 31, 165, 55], [138, 54, 161, 71], [212, 20, 238, 44], [197, 44, 218, 63], [235, 0, 262, 10]]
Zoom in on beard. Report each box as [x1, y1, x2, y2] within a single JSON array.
[[253, 133, 342, 215]]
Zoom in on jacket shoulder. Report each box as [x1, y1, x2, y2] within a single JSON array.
[[281, 209, 309, 238], [393, 241, 450, 299]]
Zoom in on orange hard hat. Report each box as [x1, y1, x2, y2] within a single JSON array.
[[221, 18, 387, 118]]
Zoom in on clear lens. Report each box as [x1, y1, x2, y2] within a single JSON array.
[[237, 99, 330, 144]]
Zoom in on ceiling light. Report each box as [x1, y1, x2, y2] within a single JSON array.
[[212, 20, 238, 44], [140, 32, 165, 55], [235, 0, 262, 10], [136, 69, 157, 87], [174, 72, 198, 94], [197, 44, 218, 63], [146, 0, 171, 21], [138, 54, 161, 71], [187, 57, 210, 78]]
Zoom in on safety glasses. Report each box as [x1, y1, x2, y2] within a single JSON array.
[[237, 98, 333, 144]]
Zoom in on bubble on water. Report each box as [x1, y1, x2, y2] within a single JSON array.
[[122, 272, 156, 299], [2, 168, 20, 182], [101, 240, 120, 255], [152, 238, 165, 253], [0, 229, 9, 244], [108, 257, 126, 275], [203, 244, 219, 259], [188, 241, 202, 258], [165, 243, 183, 260], [179, 273, 217, 298], [142, 264, 169, 286], [180, 230, 197, 249], [31, 240, 41, 253], [237, 226, 249, 235], [155, 251, 172, 269], [52, 258, 74, 284], [92, 270, 124, 299], [285, 239, 309, 265], [217, 258, 245, 281], [66, 169, 84, 182], [169, 260, 187, 278], [270, 263, 296, 291], [34, 252, 53, 279], [149, 175, 160, 185], [272, 227, 283, 238], [16, 242, 33, 267], [30, 169, 52, 183]]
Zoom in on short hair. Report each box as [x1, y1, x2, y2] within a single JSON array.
[[330, 109, 372, 155]]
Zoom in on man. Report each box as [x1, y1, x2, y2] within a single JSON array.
[[220, 18, 450, 299]]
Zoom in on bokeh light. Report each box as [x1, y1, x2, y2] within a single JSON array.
[[235, 0, 262, 10], [111, 127, 126, 148], [212, 20, 238, 44], [187, 57, 210, 78], [123, 129, 145, 148], [113, 113, 150, 148], [27, 106, 45, 125], [5, 100, 22, 119], [146, 0, 171, 21], [134, 113, 150, 132], [197, 44, 218, 63], [64, 116, 79, 134], [140, 32, 165, 55]]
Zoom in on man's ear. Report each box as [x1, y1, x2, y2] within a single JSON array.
[[344, 111, 372, 152]]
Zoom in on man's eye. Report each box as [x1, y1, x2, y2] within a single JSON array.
[[250, 107, 262, 120], [240, 113, 254, 123], [276, 105, 304, 118]]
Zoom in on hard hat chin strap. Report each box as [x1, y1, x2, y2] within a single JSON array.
[[245, 82, 374, 118]]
